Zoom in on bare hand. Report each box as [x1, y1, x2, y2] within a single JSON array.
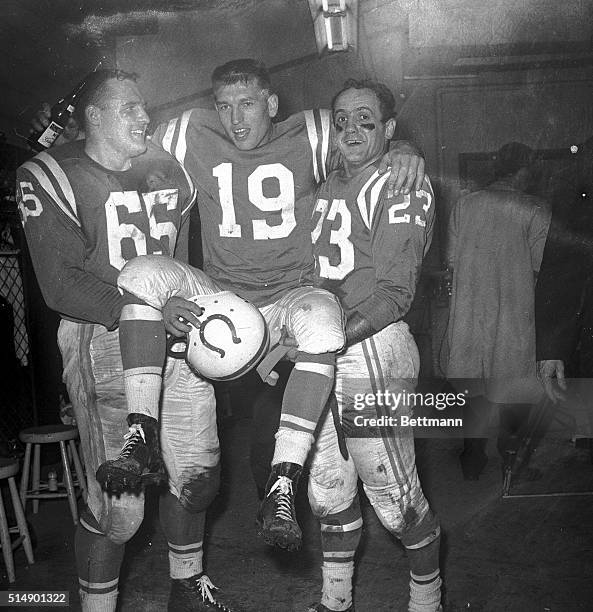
[[162, 296, 204, 337], [378, 141, 426, 197], [537, 359, 567, 403]]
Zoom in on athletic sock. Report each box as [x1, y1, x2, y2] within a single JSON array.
[[119, 297, 165, 421], [407, 534, 442, 612], [408, 573, 442, 612], [160, 492, 206, 579], [75, 514, 124, 612], [319, 499, 362, 611], [272, 353, 335, 466]]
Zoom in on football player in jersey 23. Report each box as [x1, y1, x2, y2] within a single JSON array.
[[306, 80, 442, 612]]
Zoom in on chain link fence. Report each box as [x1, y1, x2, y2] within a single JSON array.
[[1, 207, 36, 449]]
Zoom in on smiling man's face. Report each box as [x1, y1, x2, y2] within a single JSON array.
[[95, 78, 150, 160], [213, 79, 278, 151], [333, 87, 395, 175]]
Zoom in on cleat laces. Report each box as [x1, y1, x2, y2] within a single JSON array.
[[118, 424, 146, 458], [194, 574, 232, 611], [267, 476, 294, 522]]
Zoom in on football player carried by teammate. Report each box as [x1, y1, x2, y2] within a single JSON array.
[[150, 58, 425, 553], [20, 70, 237, 612], [96, 59, 347, 554], [307, 80, 442, 612]]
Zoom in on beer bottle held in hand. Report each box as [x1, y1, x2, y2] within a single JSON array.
[[28, 62, 101, 151]]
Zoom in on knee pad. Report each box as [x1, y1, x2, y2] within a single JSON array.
[[177, 464, 221, 513], [107, 496, 145, 545], [401, 508, 440, 550], [308, 471, 357, 519], [319, 496, 362, 531], [364, 481, 433, 540], [289, 289, 345, 354], [117, 255, 220, 309], [81, 496, 145, 546], [319, 497, 363, 551], [365, 482, 406, 534]]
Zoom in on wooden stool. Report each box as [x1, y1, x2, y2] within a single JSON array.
[[19, 425, 87, 524], [0, 457, 35, 583]]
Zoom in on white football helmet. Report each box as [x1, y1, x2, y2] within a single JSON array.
[[182, 292, 269, 381]]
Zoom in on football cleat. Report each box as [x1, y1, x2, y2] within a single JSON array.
[[168, 573, 237, 611], [256, 461, 302, 551], [96, 413, 165, 494], [307, 604, 355, 612]]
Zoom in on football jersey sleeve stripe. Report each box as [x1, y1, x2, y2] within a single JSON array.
[[419, 175, 435, 255], [174, 110, 196, 205], [160, 112, 195, 215], [311, 109, 328, 183], [368, 173, 389, 227], [319, 109, 331, 182], [304, 110, 321, 183], [161, 118, 178, 155], [174, 110, 192, 166], [36, 152, 78, 218], [356, 170, 382, 230], [181, 179, 197, 217], [21, 159, 80, 228]]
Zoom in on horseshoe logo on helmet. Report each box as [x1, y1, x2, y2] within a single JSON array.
[[197, 314, 242, 358]]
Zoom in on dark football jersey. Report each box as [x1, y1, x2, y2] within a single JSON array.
[[152, 108, 333, 306], [17, 140, 195, 329], [313, 163, 435, 329]]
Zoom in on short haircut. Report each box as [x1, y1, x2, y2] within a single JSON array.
[[331, 79, 397, 122], [75, 68, 139, 128], [211, 58, 272, 93], [494, 142, 535, 179]]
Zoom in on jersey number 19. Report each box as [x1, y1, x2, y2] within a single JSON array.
[[213, 162, 297, 240]]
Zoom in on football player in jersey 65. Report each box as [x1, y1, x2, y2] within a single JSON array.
[[18, 70, 236, 612], [307, 80, 442, 612]]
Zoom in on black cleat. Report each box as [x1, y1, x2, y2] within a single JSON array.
[[256, 461, 302, 551], [96, 413, 165, 494], [168, 573, 237, 611]]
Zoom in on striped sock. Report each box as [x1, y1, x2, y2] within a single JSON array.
[[168, 540, 204, 579], [321, 562, 354, 611], [408, 571, 442, 612], [119, 300, 165, 420], [273, 429, 313, 467], [160, 493, 207, 580], [78, 588, 118, 612], [272, 354, 335, 466], [75, 518, 123, 612], [406, 515, 441, 612], [319, 499, 362, 611], [122, 369, 162, 420]]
